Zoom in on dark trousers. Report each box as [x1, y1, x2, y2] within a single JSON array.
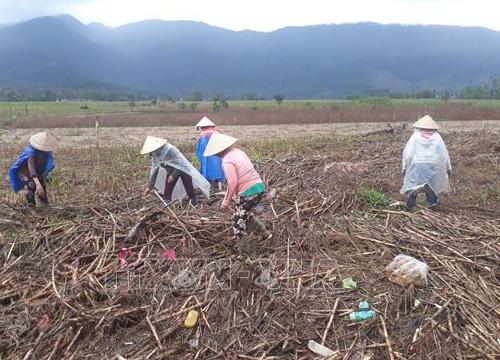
[[24, 178, 48, 207], [406, 183, 438, 209], [163, 172, 196, 201], [232, 192, 265, 239]]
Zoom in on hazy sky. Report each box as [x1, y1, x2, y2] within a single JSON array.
[[0, 0, 499, 31]]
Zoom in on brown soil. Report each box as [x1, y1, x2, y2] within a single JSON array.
[[0, 129, 498, 359], [2, 120, 499, 148], [9, 102, 500, 129]]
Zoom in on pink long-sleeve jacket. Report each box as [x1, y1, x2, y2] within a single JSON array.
[[221, 148, 262, 208]]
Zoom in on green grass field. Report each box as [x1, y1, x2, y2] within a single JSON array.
[[2, 98, 500, 117], [0, 101, 154, 116]]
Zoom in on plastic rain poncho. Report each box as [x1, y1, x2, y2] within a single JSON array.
[[401, 129, 451, 194], [150, 144, 210, 201], [9, 145, 55, 192]]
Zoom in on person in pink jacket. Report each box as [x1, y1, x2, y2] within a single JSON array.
[[204, 133, 272, 247]]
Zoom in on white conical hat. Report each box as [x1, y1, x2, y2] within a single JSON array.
[[140, 136, 168, 155], [413, 115, 439, 130], [203, 132, 238, 157], [196, 116, 216, 129], [29, 131, 58, 152]]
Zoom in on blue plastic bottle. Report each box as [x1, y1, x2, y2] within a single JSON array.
[[349, 310, 376, 321]]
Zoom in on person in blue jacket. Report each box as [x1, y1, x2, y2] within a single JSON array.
[[196, 116, 225, 191], [9, 132, 58, 208]]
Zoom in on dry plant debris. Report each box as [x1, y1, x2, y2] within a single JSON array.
[[0, 130, 499, 359]]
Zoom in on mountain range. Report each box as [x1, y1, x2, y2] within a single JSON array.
[[0, 15, 500, 98]]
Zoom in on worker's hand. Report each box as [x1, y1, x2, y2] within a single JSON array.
[[167, 175, 175, 184], [220, 204, 232, 213], [34, 177, 42, 187], [447, 169, 452, 177], [143, 186, 151, 197], [34, 179, 45, 198], [402, 169, 406, 177], [36, 186, 45, 198]]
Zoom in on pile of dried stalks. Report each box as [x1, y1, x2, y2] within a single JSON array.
[[0, 131, 499, 359]]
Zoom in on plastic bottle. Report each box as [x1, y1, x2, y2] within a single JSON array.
[[358, 301, 370, 310], [349, 310, 376, 321]]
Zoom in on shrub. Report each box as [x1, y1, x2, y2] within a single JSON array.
[[273, 94, 285, 105], [358, 186, 393, 208]]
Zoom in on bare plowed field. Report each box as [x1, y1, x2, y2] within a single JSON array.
[[2, 120, 499, 148]]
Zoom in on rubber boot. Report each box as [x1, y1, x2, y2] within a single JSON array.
[[406, 191, 417, 209], [423, 183, 439, 208]]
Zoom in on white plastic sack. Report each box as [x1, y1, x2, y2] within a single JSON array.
[[401, 129, 451, 194], [385, 254, 429, 287], [307, 340, 339, 358], [151, 144, 210, 201]]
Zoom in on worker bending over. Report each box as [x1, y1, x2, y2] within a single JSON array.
[[204, 133, 272, 251], [9, 132, 58, 209], [141, 136, 210, 206]]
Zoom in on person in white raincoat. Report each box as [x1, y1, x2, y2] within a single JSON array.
[[401, 115, 451, 209], [140, 136, 210, 206]]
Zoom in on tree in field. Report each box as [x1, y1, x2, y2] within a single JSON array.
[[212, 99, 221, 112], [190, 91, 204, 102], [492, 77, 500, 98], [441, 91, 450, 102], [212, 96, 229, 112], [273, 94, 285, 105], [164, 95, 176, 104], [190, 102, 199, 111]]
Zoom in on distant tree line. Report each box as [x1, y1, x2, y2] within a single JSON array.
[[346, 89, 451, 101], [347, 77, 500, 101], [0, 86, 155, 102], [460, 77, 500, 99], [2, 77, 500, 103]]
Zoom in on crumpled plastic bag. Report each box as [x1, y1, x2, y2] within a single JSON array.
[[342, 277, 357, 289], [385, 254, 429, 287]]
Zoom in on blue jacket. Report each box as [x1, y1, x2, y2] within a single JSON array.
[[9, 145, 55, 192], [196, 135, 225, 182]]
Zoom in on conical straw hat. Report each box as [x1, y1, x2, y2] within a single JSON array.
[[413, 115, 439, 130], [203, 132, 238, 157], [29, 132, 58, 152], [196, 116, 216, 129], [140, 136, 168, 155]]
